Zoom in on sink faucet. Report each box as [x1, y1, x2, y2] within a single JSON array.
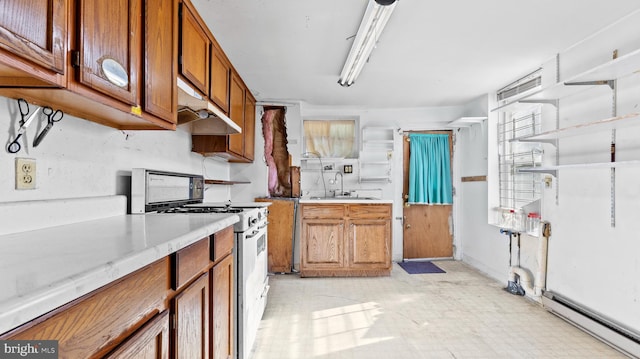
[[334, 172, 344, 196]]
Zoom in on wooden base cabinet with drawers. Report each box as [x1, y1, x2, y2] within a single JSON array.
[[300, 203, 392, 277], [0, 226, 235, 359]]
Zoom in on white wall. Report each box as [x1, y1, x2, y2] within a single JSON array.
[[485, 11, 640, 332], [0, 96, 231, 210], [454, 96, 510, 281]]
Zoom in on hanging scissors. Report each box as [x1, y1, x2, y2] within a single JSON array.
[[8, 99, 42, 154], [33, 106, 64, 147]]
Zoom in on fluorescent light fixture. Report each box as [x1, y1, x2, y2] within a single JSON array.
[[338, 0, 397, 87]]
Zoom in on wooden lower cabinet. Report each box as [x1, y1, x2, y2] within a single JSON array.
[[211, 254, 233, 359], [0, 258, 171, 358], [348, 219, 391, 268], [300, 203, 392, 277], [302, 219, 344, 269], [255, 198, 294, 273], [173, 272, 210, 359], [0, 226, 236, 359], [105, 310, 170, 359]]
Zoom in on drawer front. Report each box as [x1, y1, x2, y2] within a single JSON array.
[[174, 237, 210, 290], [301, 204, 345, 219], [348, 204, 392, 219], [3, 258, 170, 358], [212, 226, 234, 263]]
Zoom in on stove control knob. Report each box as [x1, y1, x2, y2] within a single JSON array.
[[250, 218, 258, 225], [257, 212, 262, 220]]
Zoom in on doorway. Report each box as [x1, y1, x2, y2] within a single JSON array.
[[402, 131, 454, 260]]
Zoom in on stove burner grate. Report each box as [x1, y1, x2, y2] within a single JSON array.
[[160, 207, 244, 214]]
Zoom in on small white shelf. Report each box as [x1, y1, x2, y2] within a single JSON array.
[[518, 160, 640, 176], [512, 112, 640, 143], [448, 116, 487, 128], [492, 48, 640, 112], [359, 176, 392, 183], [300, 157, 345, 162]]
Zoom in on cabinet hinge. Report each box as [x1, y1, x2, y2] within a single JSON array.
[[71, 50, 80, 68]]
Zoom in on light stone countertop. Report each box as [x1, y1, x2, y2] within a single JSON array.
[[298, 198, 393, 204], [0, 212, 239, 335]]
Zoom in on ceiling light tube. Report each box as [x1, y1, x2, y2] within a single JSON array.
[[338, 0, 397, 87]]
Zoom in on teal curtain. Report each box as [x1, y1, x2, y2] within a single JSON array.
[[409, 134, 452, 204]]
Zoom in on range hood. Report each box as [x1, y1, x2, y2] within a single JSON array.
[[177, 77, 241, 135]]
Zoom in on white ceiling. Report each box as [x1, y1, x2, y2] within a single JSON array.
[[191, 0, 640, 108]]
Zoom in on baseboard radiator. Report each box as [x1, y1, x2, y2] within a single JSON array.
[[542, 292, 640, 358]]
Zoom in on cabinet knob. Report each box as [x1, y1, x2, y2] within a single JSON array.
[[406, 224, 411, 229]]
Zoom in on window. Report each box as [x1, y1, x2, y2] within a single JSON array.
[[303, 118, 357, 158]]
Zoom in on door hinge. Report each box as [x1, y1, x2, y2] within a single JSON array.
[[452, 186, 456, 196], [71, 50, 80, 68]]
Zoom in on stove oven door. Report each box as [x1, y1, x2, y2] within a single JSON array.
[[239, 221, 269, 359]]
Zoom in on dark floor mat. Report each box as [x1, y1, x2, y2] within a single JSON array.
[[398, 261, 446, 274]]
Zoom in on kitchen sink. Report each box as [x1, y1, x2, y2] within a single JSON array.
[[309, 196, 378, 200]]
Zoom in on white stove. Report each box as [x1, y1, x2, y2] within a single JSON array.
[[131, 169, 270, 359]]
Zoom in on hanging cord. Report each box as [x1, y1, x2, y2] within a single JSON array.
[[301, 151, 327, 198]]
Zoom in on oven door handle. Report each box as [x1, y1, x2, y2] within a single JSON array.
[[246, 228, 265, 239]]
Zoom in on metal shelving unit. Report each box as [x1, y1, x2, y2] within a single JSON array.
[[496, 49, 640, 227]]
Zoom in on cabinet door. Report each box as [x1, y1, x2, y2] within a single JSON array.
[[179, 1, 210, 96], [210, 45, 230, 113], [211, 254, 234, 359], [174, 272, 209, 359], [243, 93, 256, 161], [228, 72, 245, 157], [104, 311, 170, 359], [77, 0, 141, 105], [143, 0, 177, 123], [302, 219, 344, 269], [347, 219, 391, 268], [0, 0, 66, 74]]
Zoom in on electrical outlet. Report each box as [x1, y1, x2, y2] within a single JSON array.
[[15, 158, 36, 190]]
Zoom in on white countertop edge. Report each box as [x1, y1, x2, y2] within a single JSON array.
[[298, 199, 393, 204], [0, 214, 239, 335]]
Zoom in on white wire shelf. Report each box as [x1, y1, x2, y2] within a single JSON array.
[[492, 48, 640, 112], [518, 160, 640, 176], [511, 112, 640, 144]]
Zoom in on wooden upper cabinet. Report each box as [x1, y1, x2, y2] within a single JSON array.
[[210, 44, 230, 113], [244, 93, 256, 161], [0, 0, 67, 85], [76, 0, 141, 105], [179, 1, 210, 96], [143, 0, 178, 123], [228, 72, 245, 157]]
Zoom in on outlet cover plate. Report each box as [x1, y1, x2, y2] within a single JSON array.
[[15, 158, 36, 190]]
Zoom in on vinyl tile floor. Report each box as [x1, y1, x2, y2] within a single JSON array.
[[251, 261, 626, 359]]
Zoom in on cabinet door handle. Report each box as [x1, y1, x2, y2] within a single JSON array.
[[406, 224, 411, 229]]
